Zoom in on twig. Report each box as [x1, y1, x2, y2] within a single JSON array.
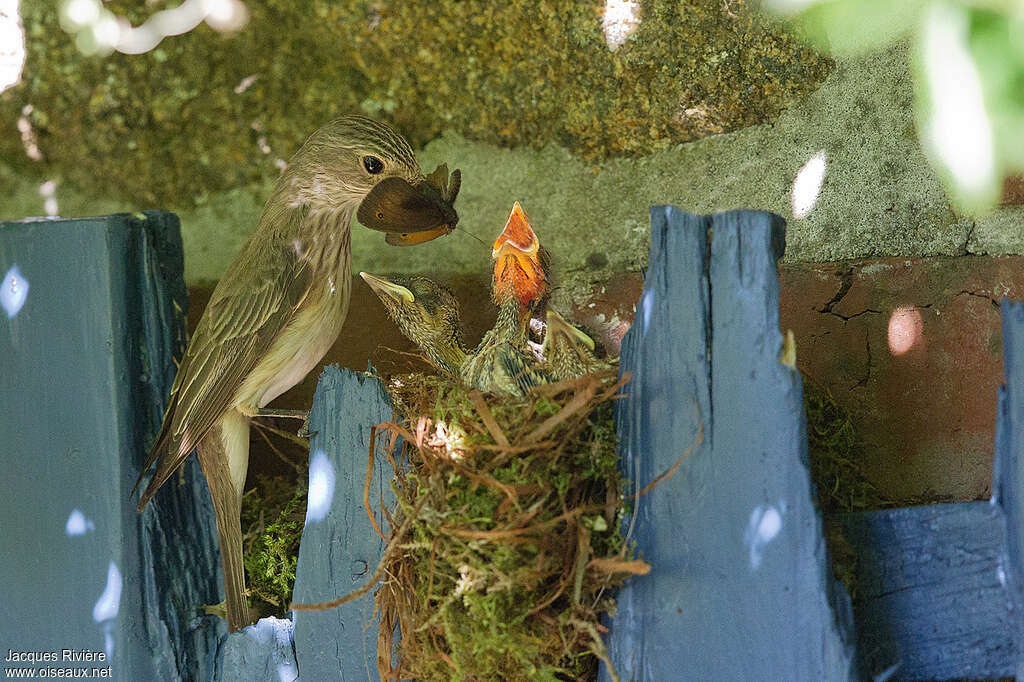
[[365, 424, 387, 542], [588, 558, 651, 575], [252, 419, 310, 449], [523, 377, 599, 444], [467, 390, 509, 447], [631, 418, 703, 499], [440, 505, 600, 541], [252, 421, 306, 474]]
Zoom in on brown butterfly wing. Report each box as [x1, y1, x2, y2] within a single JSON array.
[[447, 169, 461, 204], [357, 177, 448, 233]]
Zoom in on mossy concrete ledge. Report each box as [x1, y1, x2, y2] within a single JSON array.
[[5, 43, 1024, 305], [1, 0, 829, 203]]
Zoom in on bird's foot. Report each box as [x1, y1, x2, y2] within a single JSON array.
[[297, 414, 317, 440]]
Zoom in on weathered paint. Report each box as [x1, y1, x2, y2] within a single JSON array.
[[604, 207, 857, 680], [0, 212, 222, 680]]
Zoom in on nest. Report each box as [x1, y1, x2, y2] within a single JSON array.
[[294, 368, 649, 680], [377, 370, 645, 681]]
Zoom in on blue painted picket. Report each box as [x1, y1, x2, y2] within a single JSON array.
[[0, 212, 222, 680], [997, 299, 1024, 679], [214, 617, 297, 681], [839, 502, 1013, 678], [291, 366, 399, 680], [604, 208, 858, 680], [810, 302, 1024, 680]]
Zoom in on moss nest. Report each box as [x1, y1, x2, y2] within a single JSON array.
[[804, 379, 894, 515], [292, 370, 644, 681]]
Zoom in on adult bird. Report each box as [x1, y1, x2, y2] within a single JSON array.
[[360, 273, 550, 396], [133, 116, 459, 632]]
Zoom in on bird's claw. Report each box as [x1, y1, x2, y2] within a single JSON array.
[[298, 416, 317, 440]]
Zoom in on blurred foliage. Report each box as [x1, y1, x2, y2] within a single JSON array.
[[1, 0, 831, 206], [771, 0, 1024, 213]]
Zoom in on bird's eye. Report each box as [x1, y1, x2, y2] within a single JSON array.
[[363, 156, 384, 174]]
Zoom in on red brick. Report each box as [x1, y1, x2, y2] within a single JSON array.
[[188, 255, 1022, 504], [779, 257, 1020, 502]]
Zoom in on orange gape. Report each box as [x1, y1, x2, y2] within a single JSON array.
[[492, 201, 546, 308]]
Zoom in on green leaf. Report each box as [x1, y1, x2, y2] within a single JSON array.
[[790, 0, 928, 56]]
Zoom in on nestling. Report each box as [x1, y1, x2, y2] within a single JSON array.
[[361, 272, 550, 396]]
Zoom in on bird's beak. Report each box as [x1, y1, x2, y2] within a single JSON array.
[[359, 272, 415, 304], [492, 201, 546, 304], [546, 310, 595, 350], [492, 201, 538, 258], [356, 164, 461, 247]]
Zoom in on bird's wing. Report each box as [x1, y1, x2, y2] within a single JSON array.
[[497, 344, 552, 395], [135, 214, 315, 509]]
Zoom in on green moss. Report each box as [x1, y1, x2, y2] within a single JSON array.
[[2, 1, 830, 207], [379, 372, 635, 681], [804, 379, 892, 514], [242, 473, 307, 615], [804, 379, 895, 599]]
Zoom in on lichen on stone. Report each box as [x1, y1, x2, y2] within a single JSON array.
[[1, 0, 831, 207]]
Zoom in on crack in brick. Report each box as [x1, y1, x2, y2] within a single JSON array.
[[815, 267, 881, 321], [818, 267, 853, 314], [961, 221, 977, 256], [956, 289, 1000, 309], [854, 328, 872, 389], [829, 308, 882, 321]]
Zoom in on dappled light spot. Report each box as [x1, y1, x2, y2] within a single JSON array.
[[234, 74, 258, 94], [0, 0, 26, 93], [921, 2, 994, 201], [277, 662, 297, 682], [745, 505, 783, 570], [16, 104, 42, 161], [65, 509, 95, 536], [92, 561, 122, 623], [305, 449, 335, 524], [59, 0, 248, 56], [887, 306, 923, 356], [62, 0, 100, 27], [602, 0, 641, 50], [39, 180, 59, 217], [640, 287, 654, 336], [429, 421, 467, 461], [2, 264, 29, 319], [791, 150, 826, 219]]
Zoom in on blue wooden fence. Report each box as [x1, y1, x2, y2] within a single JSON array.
[[0, 212, 222, 680], [604, 208, 858, 680], [7, 208, 1024, 680], [291, 368, 397, 681]]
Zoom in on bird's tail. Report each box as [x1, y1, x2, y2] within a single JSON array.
[[196, 413, 253, 632]]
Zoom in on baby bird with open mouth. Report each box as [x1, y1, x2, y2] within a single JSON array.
[[360, 272, 549, 397]]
